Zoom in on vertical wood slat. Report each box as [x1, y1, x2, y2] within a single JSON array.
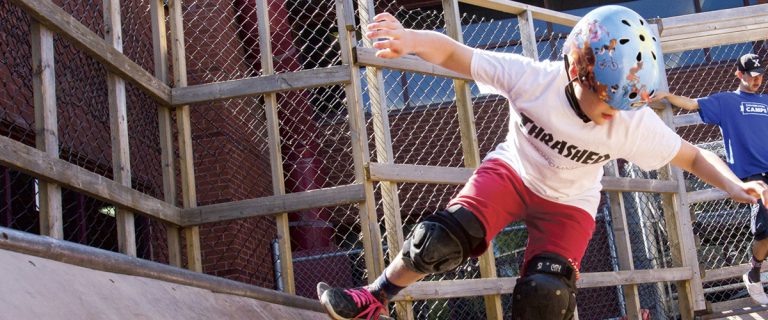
[[441, 1, 503, 319], [335, 0, 386, 280], [356, 1, 411, 319], [606, 162, 642, 319], [32, 22, 63, 239], [151, 0, 182, 267], [651, 24, 705, 318], [104, 0, 137, 257], [169, 0, 202, 272], [255, 0, 295, 294], [517, 10, 538, 59]]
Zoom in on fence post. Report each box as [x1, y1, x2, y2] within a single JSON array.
[[151, 0, 182, 267], [441, 1, 503, 319], [169, 0, 203, 272], [255, 0, 296, 294], [606, 162, 642, 319], [32, 22, 62, 240], [104, 0, 137, 257], [517, 10, 538, 59], [356, 1, 412, 319], [653, 24, 706, 319], [335, 0, 386, 281]]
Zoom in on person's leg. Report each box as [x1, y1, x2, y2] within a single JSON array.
[[318, 159, 526, 320], [510, 194, 596, 319], [744, 180, 768, 304]]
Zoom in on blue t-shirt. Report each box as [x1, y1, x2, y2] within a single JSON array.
[[697, 90, 768, 179]]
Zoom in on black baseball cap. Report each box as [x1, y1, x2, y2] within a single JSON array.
[[737, 53, 765, 77]]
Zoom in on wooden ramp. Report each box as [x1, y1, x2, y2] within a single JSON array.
[[701, 299, 768, 320], [0, 228, 327, 320]]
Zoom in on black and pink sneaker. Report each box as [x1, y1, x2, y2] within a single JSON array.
[[317, 282, 388, 320]]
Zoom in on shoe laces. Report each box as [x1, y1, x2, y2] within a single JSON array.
[[344, 288, 384, 320]]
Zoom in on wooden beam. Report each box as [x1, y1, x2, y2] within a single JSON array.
[[606, 162, 641, 319], [662, 26, 768, 54], [335, 0, 386, 280], [660, 5, 768, 34], [32, 22, 63, 239], [601, 176, 680, 193], [517, 10, 538, 59], [171, 66, 351, 106], [9, 0, 171, 103], [256, 0, 295, 294], [357, 0, 412, 317], [355, 47, 472, 81], [168, 0, 202, 272], [674, 113, 703, 128], [0, 136, 181, 224], [368, 163, 681, 193], [105, 0, 136, 258], [659, 6, 768, 53], [442, 0, 502, 318], [458, 0, 579, 26], [181, 184, 366, 226], [687, 188, 729, 204], [150, 0, 181, 267], [392, 267, 692, 301]]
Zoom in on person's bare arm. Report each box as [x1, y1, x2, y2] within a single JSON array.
[[670, 140, 768, 205], [652, 91, 700, 111], [365, 12, 474, 78]]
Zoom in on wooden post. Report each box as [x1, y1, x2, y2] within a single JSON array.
[[652, 24, 705, 318], [606, 162, 642, 319], [441, 1, 503, 318], [335, 0, 386, 280], [151, 0, 182, 267], [517, 10, 538, 59], [255, 0, 295, 294], [169, 0, 202, 272], [356, 1, 411, 319], [31, 22, 62, 239], [104, 0, 136, 257]]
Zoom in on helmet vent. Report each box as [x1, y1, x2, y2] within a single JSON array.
[[639, 19, 645, 25], [652, 51, 657, 60], [636, 52, 642, 61], [619, 39, 630, 45], [649, 89, 656, 97], [639, 34, 646, 41], [621, 20, 631, 27], [629, 92, 638, 99], [652, 36, 657, 42]]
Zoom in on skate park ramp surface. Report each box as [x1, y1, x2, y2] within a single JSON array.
[[0, 233, 327, 320]]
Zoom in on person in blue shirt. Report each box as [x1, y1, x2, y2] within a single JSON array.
[[655, 53, 768, 304]]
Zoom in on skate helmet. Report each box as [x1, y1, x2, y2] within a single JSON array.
[[563, 5, 662, 111]]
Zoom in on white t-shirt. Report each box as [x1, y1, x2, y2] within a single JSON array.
[[471, 49, 682, 217]]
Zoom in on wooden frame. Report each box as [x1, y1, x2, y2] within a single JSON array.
[[9, 0, 171, 103], [31, 21, 62, 239], [6, 0, 768, 317]]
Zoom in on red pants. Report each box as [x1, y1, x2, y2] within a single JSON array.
[[449, 159, 596, 272]]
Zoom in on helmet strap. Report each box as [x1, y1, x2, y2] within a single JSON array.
[[563, 58, 592, 123]]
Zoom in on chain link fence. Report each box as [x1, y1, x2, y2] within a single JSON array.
[[1, 0, 767, 318]]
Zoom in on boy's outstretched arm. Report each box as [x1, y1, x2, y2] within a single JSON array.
[[365, 12, 474, 78], [651, 91, 700, 111], [671, 140, 768, 206]]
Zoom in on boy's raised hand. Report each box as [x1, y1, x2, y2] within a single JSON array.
[[366, 12, 412, 59]]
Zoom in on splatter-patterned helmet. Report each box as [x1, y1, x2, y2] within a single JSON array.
[[563, 5, 661, 111]]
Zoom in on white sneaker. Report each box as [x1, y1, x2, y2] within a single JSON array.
[[743, 272, 768, 305]]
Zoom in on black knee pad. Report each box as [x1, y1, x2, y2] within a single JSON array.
[[401, 205, 486, 274], [511, 253, 577, 320]]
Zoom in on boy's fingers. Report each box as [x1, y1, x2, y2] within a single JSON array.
[[367, 21, 402, 32], [366, 29, 399, 40], [373, 12, 395, 22]]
